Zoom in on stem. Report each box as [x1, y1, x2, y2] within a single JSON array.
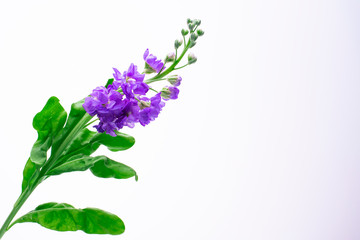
[[84, 118, 98, 128], [0, 113, 93, 239], [149, 87, 159, 93], [144, 37, 191, 85], [38, 113, 93, 179], [174, 63, 189, 70], [0, 187, 32, 239]]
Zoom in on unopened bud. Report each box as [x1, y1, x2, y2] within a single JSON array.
[[174, 39, 183, 49], [188, 23, 195, 32], [187, 18, 192, 24], [189, 40, 196, 48], [167, 75, 182, 87], [188, 53, 197, 65], [194, 19, 201, 26], [165, 52, 175, 62], [161, 86, 180, 100], [197, 29, 205, 36], [181, 29, 189, 36], [190, 33, 198, 41]]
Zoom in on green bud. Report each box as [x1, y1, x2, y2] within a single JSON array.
[[188, 23, 195, 32], [188, 53, 197, 65], [181, 29, 189, 36], [194, 19, 201, 26], [161, 87, 171, 100], [187, 18, 192, 24], [197, 29, 205, 36], [189, 40, 196, 48], [165, 52, 175, 62], [167, 75, 182, 86], [174, 38, 183, 49], [190, 33, 198, 41]]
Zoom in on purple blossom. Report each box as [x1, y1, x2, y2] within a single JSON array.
[[139, 93, 165, 126], [143, 49, 165, 73], [167, 75, 182, 87], [115, 99, 140, 129], [112, 64, 149, 99], [84, 58, 170, 136], [123, 63, 145, 82], [161, 86, 180, 101], [83, 86, 125, 116], [94, 121, 118, 137]]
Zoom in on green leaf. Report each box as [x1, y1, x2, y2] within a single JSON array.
[[54, 129, 135, 167], [105, 78, 114, 88], [59, 129, 99, 158], [9, 202, 125, 235], [47, 155, 137, 181], [30, 96, 67, 165], [21, 158, 39, 192], [90, 157, 138, 181], [93, 130, 136, 152], [51, 99, 87, 155]]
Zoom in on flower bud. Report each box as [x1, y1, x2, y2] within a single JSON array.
[[188, 23, 195, 32], [167, 75, 182, 87], [181, 29, 189, 36], [190, 33, 198, 41], [174, 38, 183, 49], [161, 86, 180, 100], [187, 18, 192, 24], [196, 29, 205, 36], [194, 19, 201, 26], [189, 40, 196, 48], [188, 53, 197, 65], [165, 52, 175, 62]]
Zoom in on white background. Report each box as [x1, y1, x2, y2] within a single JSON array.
[[0, 0, 360, 239]]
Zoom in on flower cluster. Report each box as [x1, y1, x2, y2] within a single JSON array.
[[83, 18, 203, 136], [83, 49, 179, 136]]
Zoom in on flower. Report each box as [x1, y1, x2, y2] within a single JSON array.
[[139, 93, 165, 126], [167, 75, 182, 87], [83, 86, 128, 136], [83, 86, 125, 116], [143, 49, 165, 73], [161, 86, 180, 100], [83, 71, 165, 135], [115, 99, 140, 129], [113, 64, 149, 99]]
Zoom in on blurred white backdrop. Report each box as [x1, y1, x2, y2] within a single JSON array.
[[0, 0, 360, 239]]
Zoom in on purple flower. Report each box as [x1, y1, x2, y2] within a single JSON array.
[[139, 93, 165, 126], [83, 86, 120, 116], [143, 49, 165, 73], [161, 86, 180, 101], [113, 64, 149, 99], [115, 99, 140, 129], [84, 59, 168, 136], [123, 63, 145, 83], [167, 75, 182, 87], [94, 121, 118, 137]]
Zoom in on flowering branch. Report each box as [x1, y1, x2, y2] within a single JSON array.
[[0, 18, 204, 239]]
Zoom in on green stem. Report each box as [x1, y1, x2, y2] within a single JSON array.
[[174, 63, 189, 70], [0, 113, 93, 239], [0, 186, 32, 239], [83, 118, 98, 128], [38, 113, 93, 179], [144, 37, 191, 85]]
